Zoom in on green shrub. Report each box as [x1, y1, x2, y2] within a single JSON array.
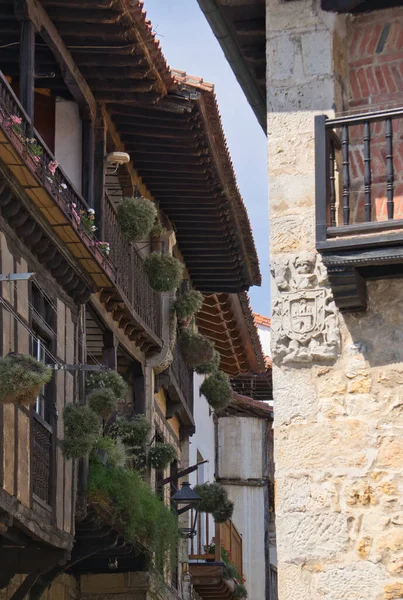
[[62, 404, 101, 459], [88, 388, 117, 419], [212, 499, 234, 524], [173, 290, 204, 319], [88, 461, 179, 566], [144, 253, 184, 292], [117, 196, 157, 242], [194, 482, 228, 514], [0, 353, 52, 405], [109, 415, 151, 447], [233, 583, 248, 598], [92, 436, 125, 467], [180, 329, 215, 368], [149, 442, 177, 470], [195, 350, 221, 375], [223, 562, 239, 581], [200, 370, 232, 411], [87, 370, 127, 401]]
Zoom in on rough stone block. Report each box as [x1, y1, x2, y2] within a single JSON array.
[[316, 562, 387, 599], [377, 437, 403, 469], [276, 420, 368, 472], [277, 512, 348, 563], [277, 563, 313, 600], [301, 30, 332, 76], [272, 366, 318, 427]]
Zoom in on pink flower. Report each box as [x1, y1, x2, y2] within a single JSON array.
[[48, 160, 59, 176], [32, 155, 40, 163], [11, 115, 22, 125]]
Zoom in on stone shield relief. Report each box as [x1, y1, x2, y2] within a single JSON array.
[[271, 252, 340, 365]]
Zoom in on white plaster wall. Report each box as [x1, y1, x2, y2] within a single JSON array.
[[257, 323, 271, 357], [225, 484, 265, 600], [54, 98, 82, 193], [189, 373, 215, 549], [218, 416, 263, 480], [218, 416, 266, 600]]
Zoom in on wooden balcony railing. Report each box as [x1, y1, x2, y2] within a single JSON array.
[[104, 193, 162, 339], [171, 335, 193, 413], [0, 71, 115, 283], [189, 511, 243, 578], [315, 108, 403, 251]]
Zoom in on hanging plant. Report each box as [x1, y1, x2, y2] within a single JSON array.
[[194, 482, 229, 514], [0, 353, 52, 405], [233, 583, 248, 599], [88, 388, 117, 420], [150, 223, 168, 238], [92, 436, 125, 467], [173, 290, 204, 328], [223, 562, 239, 581], [144, 252, 184, 292], [117, 196, 157, 242], [109, 415, 151, 448], [87, 370, 127, 401], [195, 350, 221, 375], [149, 442, 177, 470], [62, 404, 101, 459], [212, 498, 234, 523], [200, 370, 232, 411], [180, 329, 215, 369]]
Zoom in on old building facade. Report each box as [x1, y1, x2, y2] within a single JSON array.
[[0, 2, 274, 600], [200, 0, 403, 598]]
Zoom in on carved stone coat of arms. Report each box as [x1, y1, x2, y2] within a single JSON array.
[[271, 253, 340, 365]]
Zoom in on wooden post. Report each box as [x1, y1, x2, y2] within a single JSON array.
[[19, 17, 35, 127], [82, 119, 95, 207], [93, 108, 106, 237], [102, 331, 117, 370], [214, 521, 222, 562]]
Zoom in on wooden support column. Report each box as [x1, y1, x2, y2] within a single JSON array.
[[102, 331, 117, 370], [132, 361, 145, 415], [93, 108, 106, 237], [14, 2, 35, 124], [82, 119, 95, 207]]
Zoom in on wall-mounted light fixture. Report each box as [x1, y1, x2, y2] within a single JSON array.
[[171, 481, 201, 539], [105, 152, 130, 174]]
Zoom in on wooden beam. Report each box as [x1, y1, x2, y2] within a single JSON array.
[[17, 15, 35, 123], [14, 0, 96, 119], [82, 119, 95, 207], [93, 107, 106, 233], [321, 0, 365, 9]]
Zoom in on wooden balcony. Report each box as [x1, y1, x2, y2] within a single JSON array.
[[0, 71, 162, 350], [315, 109, 403, 311], [157, 334, 195, 431], [189, 513, 243, 600]]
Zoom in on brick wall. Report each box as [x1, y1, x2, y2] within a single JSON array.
[[346, 9, 403, 222]]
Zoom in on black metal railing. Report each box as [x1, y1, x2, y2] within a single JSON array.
[[172, 336, 193, 411], [104, 193, 162, 339], [0, 70, 115, 277], [32, 413, 52, 506], [315, 108, 403, 249]]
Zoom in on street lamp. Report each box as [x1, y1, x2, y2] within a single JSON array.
[[171, 481, 201, 539]]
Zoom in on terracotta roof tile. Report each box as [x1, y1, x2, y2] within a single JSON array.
[[254, 313, 271, 328]]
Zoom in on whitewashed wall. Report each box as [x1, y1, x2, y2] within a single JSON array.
[[218, 416, 266, 600], [55, 98, 82, 193], [257, 323, 271, 358]]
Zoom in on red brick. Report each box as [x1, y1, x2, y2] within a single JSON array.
[[382, 64, 397, 93], [349, 70, 362, 101], [375, 66, 388, 94], [367, 23, 383, 56], [366, 67, 379, 96], [357, 68, 370, 99]]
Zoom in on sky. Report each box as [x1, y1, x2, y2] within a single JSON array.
[[144, 0, 270, 317]]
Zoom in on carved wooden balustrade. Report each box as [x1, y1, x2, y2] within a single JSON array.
[[104, 192, 162, 340]]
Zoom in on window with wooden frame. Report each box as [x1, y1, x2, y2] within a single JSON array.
[[30, 283, 56, 509]]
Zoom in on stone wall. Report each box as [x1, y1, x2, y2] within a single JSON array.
[[267, 1, 403, 598]]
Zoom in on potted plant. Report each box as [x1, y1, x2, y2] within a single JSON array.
[[80, 208, 97, 239], [212, 499, 234, 523], [195, 349, 221, 375], [0, 353, 52, 405], [87, 387, 117, 420], [144, 252, 184, 292], [149, 442, 177, 470], [233, 583, 248, 598], [26, 138, 43, 171], [180, 329, 215, 368], [150, 222, 167, 252], [109, 415, 151, 448], [173, 290, 204, 328], [117, 196, 157, 242], [62, 404, 101, 459], [200, 370, 232, 411], [87, 370, 128, 402], [194, 482, 229, 514]]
